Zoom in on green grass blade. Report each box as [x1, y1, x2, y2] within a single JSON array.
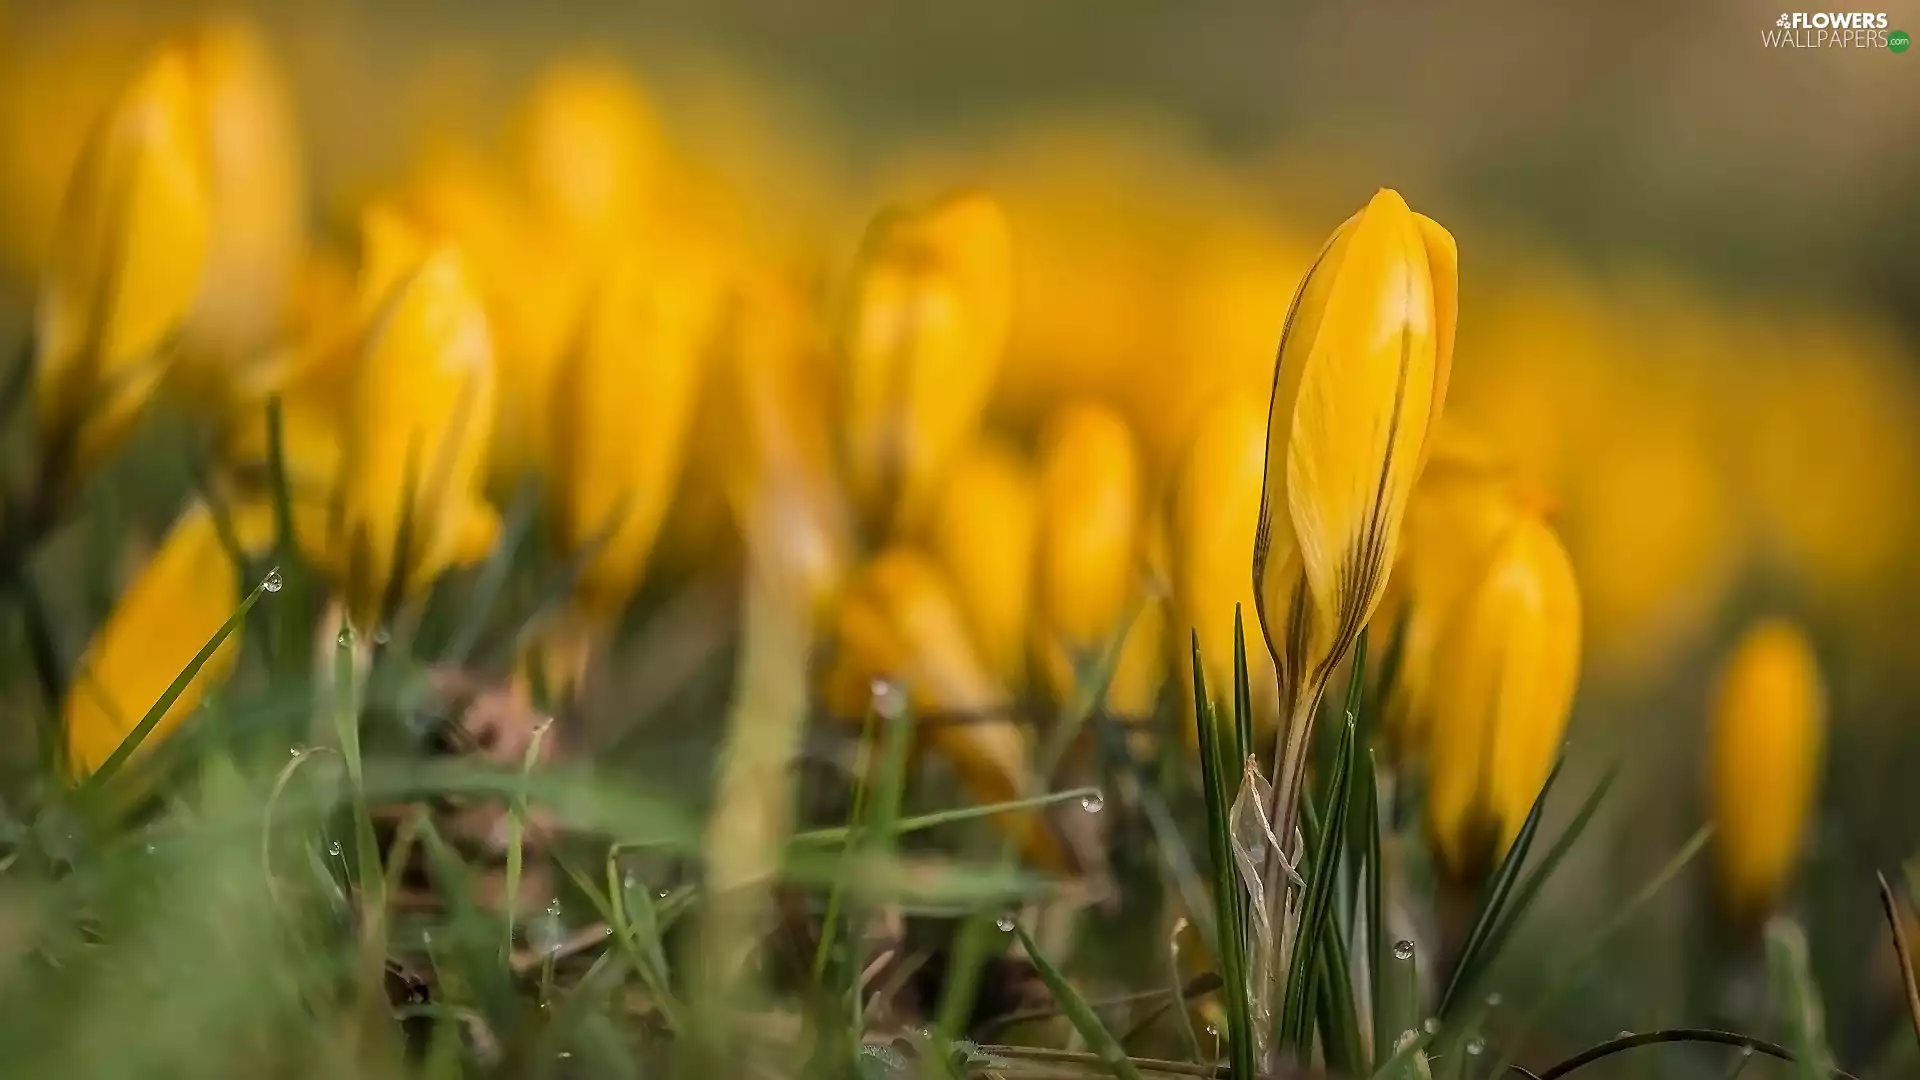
[[1472, 763, 1620, 991], [1191, 632, 1257, 1080], [1364, 748, 1385, 1069], [1370, 1028, 1438, 1080], [79, 579, 269, 794], [1767, 918, 1835, 1080], [1231, 605, 1254, 765], [439, 475, 538, 666], [1010, 923, 1147, 1080], [790, 787, 1101, 847], [1316, 906, 1366, 1074], [1436, 755, 1568, 1017]]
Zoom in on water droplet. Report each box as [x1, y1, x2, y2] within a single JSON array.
[[1616, 1030, 1634, 1039], [546, 897, 564, 917], [289, 746, 303, 757], [1738, 1045, 1755, 1058], [1079, 791, 1105, 814], [327, 841, 342, 857], [420, 929, 432, 946], [621, 872, 637, 890], [994, 914, 1016, 933], [373, 628, 391, 645], [144, 843, 156, 855], [655, 889, 669, 900], [337, 627, 356, 647], [1204, 1025, 1220, 1040], [262, 568, 284, 593], [1485, 992, 1503, 1007], [557, 1050, 572, 1060], [1465, 1037, 1486, 1056], [870, 678, 905, 720], [1422, 1018, 1441, 1035], [1392, 939, 1415, 960]]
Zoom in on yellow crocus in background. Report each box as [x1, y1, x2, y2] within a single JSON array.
[[824, 548, 1066, 871], [1254, 188, 1456, 850], [1171, 389, 1280, 744], [1424, 514, 1581, 881], [1707, 618, 1826, 924], [65, 499, 264, 778], [330, 242, 498, 629], [927, 435, 1039, 694], [512, 59, 664, 261], [1033, 401, 1145, 706], [549, 249, 722, 622], [837, 190, 1013, 537], [34, 44, 210, 487]]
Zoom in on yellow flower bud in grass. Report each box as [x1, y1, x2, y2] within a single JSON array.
[[1425, 516, 1581, 882], [1707, 619, 1826, 922], [838, 191, 1013, 536], [35, 46, 210, 484], [332, 243, 498, 628], [514, 59, 663, 256], [1172, 390, 1280, 744], [549, 250, 722, 620], [173, 16, 305, 382], [927, 436, 1039, 694], [65, 499, 269, 778], [1254, 189, 1457, 840], [825, 549, 1067, 871], [1033, 402, 1145, 704]]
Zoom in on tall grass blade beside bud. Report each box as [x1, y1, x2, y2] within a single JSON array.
[[1009, 922, 1148, 1080], [1189, 633, 1258, 1080], [36, 46, 210, 486], [1707, 620, 1826, 926], [1252, 190, 1457, 911], [1766, 918, 1836, 1080]]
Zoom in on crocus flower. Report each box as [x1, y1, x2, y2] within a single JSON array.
[[1033, 402, 1145, 705], [837, 190, 1013, 537], [1424, 515, 1581, 882], [35, 45, 210, 486], [926, 435, 1039, 694], [1253, 189, 1457, 849], [1706, 618, 1826, 923]]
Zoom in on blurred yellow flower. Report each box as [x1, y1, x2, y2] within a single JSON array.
[[927, 435, 1039, 694], [35, 44, 210, 486], [1707, 619, 1826, 922], [330, 242, 498, 628], [1254, 189, 1456, 835], [65, 499, 267, 779], [512, 58, 664, 259], [549, 249, 722, 621], [824, 548, 1066, 871], [1425, 515, 1581, 882], [1033, 401, 1146, 704], [1170, 389, 1280, 744], [837, 190, 1013, 537]]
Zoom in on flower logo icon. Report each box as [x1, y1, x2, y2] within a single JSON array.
[[1777, 13, 1793, 26]]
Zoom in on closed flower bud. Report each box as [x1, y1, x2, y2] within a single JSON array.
[[1707, 619, 1826, 923], [1425, 515, 1581, 882], [513, 59, 663, 257], [1033, 402, 1145, 703], [1172, 390, 1281, 743], [332, 243, 498, 628], [36, 47, 211, 484], [927, 436, 1039, 694], [65, 499, 270, 777], [550, 248, 722, 620], [838, 191, 1013, 536], [825, 548, 1066, 870], [1255, 189, 1457, 841], [173, 16, 305, 385]]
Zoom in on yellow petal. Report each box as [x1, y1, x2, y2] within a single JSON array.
[[550, 250, 721, 618], [513, 59, 663, 255], [927, 435, 1039, 693], [1424, 515, 1581, 881], [1412, 212, 1458, 471], [35, 45, 210, 481], [65, 500, 241, 778], [1033, 402, 1144, 702], [1707, 619, 1825, 921]]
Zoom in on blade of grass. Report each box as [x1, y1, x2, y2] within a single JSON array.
[[1231, 606, 1254, 769], [1316, 909, 1365, 1074], [1878, 872, 1920, 1054], [262, 395, 313, 676], [1011, 923, 1147, 1080], [501, 715, 556, 957], [1190, 634, 1256, 1080], [1364, 749, 1385, 1068], [814, 698, 912, 990], [79, 579, 268, 794], [1436, 755, 1569, 1017], [791, 787, 1102, 847], [1767, 918, 1835, 1080], [439, 475, 538, 665], [1370, 1027, 1437, 1080]]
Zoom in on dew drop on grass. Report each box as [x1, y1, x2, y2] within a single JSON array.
[[337, 627, 356, 647], [262, 568, 284, 593], [373, 628, 391, 645], [1393, 939, 1415, 960], [1422, 1018, 1441, 1035], [1616, 1030, 1634, 1039], [656, 889, 669, 900], [994, 914, 1016, 932], [1079, 791, 1105, 813], [870, 678, 905, 720], [1465, 1037, 1486, 1056], [327, 841, 342, 857], [1486, 992, 1502, 1007]]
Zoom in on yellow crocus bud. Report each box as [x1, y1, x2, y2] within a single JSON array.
[[927, 435, 1039, 694], [1707, 619, 1826, 923], [1378, 426, 1534, 763], [549, 250, 721, 620], [838, 190, 1013, 537], [1033, 402, 1145, 704], [173, 16, 305, 383], [825, 548, 1067, 871], [332, 243, 498, 629], [513, 59, 663, 257], [35, 46, 210, 484], [1254, 188, 1457, 842], [719, 279, 854, 626], [1424, 515, 1581, 882], [1171, 390, 1281, 744], [65, 499, 269, 778]]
